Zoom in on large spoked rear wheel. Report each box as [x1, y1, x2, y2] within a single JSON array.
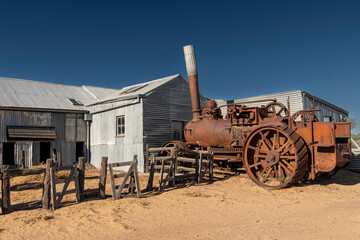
[[244, 125, 309, 189]]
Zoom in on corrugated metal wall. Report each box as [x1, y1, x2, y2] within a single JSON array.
[[213, 99, 227, 118], [0, 110, 86, 167], [143, 76, 193, 149], [303, 95, 348, 122], [89, 101, 144, 171], [231, 90, 304, 116], [348, 149, 360, 172]]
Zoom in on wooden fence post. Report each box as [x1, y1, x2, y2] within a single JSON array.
[[20, 150, 25, 169], [99, 157, 108, 199], [146, 154, 155, 191], [145, 144, 150, 173], [194, 147, 200, 183], [170, 147, 177, 187], [1, 165, 10, 214], [78, 157, 85, 200], [208, 147, 213, 182], [42, 158, 53, 209]]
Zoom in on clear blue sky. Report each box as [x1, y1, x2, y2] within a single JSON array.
[[1, 1, 359, 133]]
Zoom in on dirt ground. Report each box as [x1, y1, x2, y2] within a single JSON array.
[[0, 167, 359, 240]]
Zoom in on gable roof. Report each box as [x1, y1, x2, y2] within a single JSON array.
[[87, 74, 181, 106], [0, 76, 118, 112]]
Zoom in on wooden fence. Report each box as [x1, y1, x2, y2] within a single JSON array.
[[1, 165, 47, 213], [108, 155, 141, 200], [146, 146, 214, 192], [1, 156, 109, 214]]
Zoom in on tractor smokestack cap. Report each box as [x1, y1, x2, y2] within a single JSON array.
[[183, 45, 198, 76]]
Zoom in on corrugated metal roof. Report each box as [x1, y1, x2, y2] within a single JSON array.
[[0, 77, 119, 111], [89, 74, 181, 106]]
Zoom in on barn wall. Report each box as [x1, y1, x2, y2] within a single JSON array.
[[0, 110, 86, 167], [143, 76, 193, 149], [89, 101, 144, 171], [303, 95, 348, 122]]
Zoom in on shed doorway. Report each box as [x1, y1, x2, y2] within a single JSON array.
[[76, 142, 85, 161], [2, 142, 15, 165], [40, 142, 51, 164], [171, 121, 185, 141]]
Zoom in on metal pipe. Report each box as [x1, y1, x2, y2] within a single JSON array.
[[183, 45, 201, 120], [86, 121, 90, 163]]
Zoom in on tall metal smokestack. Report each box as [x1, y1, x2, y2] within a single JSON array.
[[183, 45, 201, 120]]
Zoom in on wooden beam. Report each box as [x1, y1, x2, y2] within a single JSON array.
[[10, 182, 43, 191], [50, 167, 56, 211], [99, 157, 108, 199], [145, 144, 150, 173], [9, 168, 46, 177], [42, 158, 52, 209], [1, 165, 10, 214], [108, 161, 133, 168], [108, 164, 117, 200], [146, 154, 155, 191], [78, 157, 85, 200], [148, 147, 174, 152]]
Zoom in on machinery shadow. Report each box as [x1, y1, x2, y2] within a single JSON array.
[[295, 169, 360, 187], [140, 169, 241, 196]]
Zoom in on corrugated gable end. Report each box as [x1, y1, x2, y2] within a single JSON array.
[[142, 75, 194, 148], [233, 90, 303, 116], [169, 76, 193, 121], [142, 80, 171, 148], [302, 91, 349, 122]]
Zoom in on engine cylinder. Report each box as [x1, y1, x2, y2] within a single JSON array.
[[184, 118, 238, 147]]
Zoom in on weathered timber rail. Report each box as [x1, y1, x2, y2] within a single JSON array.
[[1, 164, 47, 213], [146, 146, 214, 192], [1, 156, 109, 214], [50, 164, 80, 210], [108, 155, 141, 200]]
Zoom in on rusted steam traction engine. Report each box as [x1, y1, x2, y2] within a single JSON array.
[[161, 45, 351, 190]]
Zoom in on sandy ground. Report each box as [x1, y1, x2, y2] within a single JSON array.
[[0, 167, 359, 240]]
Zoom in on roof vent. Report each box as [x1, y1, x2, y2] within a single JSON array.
[[119, 84, 148, 95], [68, 98, 83, 106]]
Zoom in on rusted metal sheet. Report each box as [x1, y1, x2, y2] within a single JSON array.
[[7, 126, 57, 139]]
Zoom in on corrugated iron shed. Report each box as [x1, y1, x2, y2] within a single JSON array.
[[0, 77, 119, 111]]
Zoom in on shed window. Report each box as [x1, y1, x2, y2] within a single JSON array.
[[116, 116, 125, 136], [323, 116, 332, 122]]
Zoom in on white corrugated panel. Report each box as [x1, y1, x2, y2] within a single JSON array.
[[232, 90, 303, 116]]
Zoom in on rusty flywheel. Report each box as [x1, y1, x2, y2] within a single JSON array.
[[243, 125, 309, 189], [160, 140, 191, 156]]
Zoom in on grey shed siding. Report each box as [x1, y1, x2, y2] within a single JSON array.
[[0, 110, 86, 167], [89, 100, 144, 171], [143, 76, 193, 148], [348, 149, 360, 172], [302, 93, 348, 122]]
